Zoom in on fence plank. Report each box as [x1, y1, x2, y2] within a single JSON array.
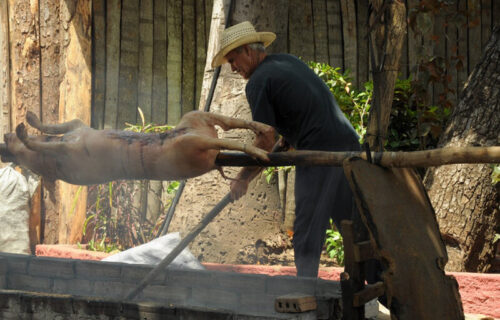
[[326, 0, 343, 70], [288, 0, 314, 62], [167, 0, 182, 124], [312, 0, 329, 63], [139, 0, 153, 123], [182, 0, 196, 116], [195, 0, 207, 109], [104, 0, 121, 129], [457, 0, 469, 93], [433, 7, 446, 105], [92, 0, 106, 129], [340, 0, 358, 83], [446, 10, 459, 107], [0, 0, 10, 144], [357, 0, 370, 86], [152, 0, 167, 124], [481, 0, 492, 50], [467, 0, 482, 73], [117, 0, 140, 128]]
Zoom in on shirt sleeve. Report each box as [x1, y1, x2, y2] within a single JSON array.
[[245, 81, 277, 128]]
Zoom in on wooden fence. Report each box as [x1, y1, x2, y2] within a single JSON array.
[[89, 0, 498, 130], [91, 0, 214, 129]]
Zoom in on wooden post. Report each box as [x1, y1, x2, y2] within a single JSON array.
[[152, 0, 167, 124], [182, 0, 196, 116], [167, 0, 182, 124], [0, 0, 10, 148], [341, 0, 358, 86], [104, 0, 121, 129], [326, 0, 343, 70], [366, 0, 407, 151], [92, 0, 106, 129], [138, 0, 154, 123], [57, 0, 92, 244]]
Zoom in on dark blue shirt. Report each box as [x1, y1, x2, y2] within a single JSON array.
[[246, 54, 359, 151]]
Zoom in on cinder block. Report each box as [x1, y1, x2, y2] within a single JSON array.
[[142, 284, 190, 304], [315, 278, 341, 297], [214, 271, 267, 294], [265, 275, 316, 296], [0, 253, 29, 274], [165, 269, 215, 288], [75, 260, 122, 281], [29, 257, 75, 279], [120, 264, 164, 283], [93, 280, 135, 299], [52, 278, 94, 296], [7, 273, 52, 292], [190, 286, 239, 310], [238, 292, 277, 315]]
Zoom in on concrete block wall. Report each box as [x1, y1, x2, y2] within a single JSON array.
[[0, 252, 341, 318]]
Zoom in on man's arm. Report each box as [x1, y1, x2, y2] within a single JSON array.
[[230, 126, 277, 200]]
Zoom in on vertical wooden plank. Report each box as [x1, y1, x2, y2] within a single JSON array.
[[152, 0, 167, 124], [267, 0, 289, 55], [433, 8, 446, 105], [399, 0, 409, 79], [57, 0, 92, 244], [92, 0, 106, 129], [288, 0, 315, 62], [104, 0, 121, 129], [167, 0, 182, 124], [446, 9, 459, 107], [481, 0, 492, 50], [494, 1, 500, 29], [457, 0, 469, 93], [117, 0, 140, 128], [312, 0, 329, 63], [326, 0, 343, 69], [340, 0, 358, 84], [8, 0, 41, 128], [357, 0, 370, 86], [195, 0, 207, 109], [407, 0, 421, 79], [0, 0, 10, 145], [139, 0, 154, 123], [467, 0, 482, 73], [182, 0, 196, 116], [205, 0, 214, 48]]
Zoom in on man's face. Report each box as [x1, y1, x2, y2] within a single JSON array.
[[225, 46, 256, 79]]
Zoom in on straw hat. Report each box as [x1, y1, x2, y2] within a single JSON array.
[[211, 21, 276, 68]]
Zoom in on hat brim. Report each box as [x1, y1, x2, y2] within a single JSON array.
[[211, 32, 276, 68]]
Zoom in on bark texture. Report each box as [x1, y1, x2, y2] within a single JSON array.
[[424, 26, 500, 272]]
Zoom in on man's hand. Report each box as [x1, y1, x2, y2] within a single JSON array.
[[230, 178, 250, 200], [229, 166, 262, 200]]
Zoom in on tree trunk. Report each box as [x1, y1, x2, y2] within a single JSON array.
[[365, 0, 406, 151], [423, 26, 500, 272]]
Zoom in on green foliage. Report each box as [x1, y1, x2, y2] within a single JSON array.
[[491, 164, 500, 186], [325, 219, 344, 266], [263, 166, 293, 184], [308, 62, 371, 139]]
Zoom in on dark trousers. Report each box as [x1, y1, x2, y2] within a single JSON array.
[[293, 166, 354, 277]]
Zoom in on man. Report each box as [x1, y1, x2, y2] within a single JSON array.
[[212, 21, 361, 278]]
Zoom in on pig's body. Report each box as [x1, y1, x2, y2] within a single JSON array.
[[0, 111, 271, 185]]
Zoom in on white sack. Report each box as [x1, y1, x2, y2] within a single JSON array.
[[0, 166, 32, 254], [103, 232, 205, 270]]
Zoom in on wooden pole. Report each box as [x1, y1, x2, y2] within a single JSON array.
[[215, 146, 500, 168]]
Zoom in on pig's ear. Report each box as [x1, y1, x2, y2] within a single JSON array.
[[26, 111, 41, 129], [16, 123, 28, 142]]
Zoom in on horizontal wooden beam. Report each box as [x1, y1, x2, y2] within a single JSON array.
[[215, 146, 500, 168]]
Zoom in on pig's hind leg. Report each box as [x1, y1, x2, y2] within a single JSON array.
[[26, 111, 87, 134], [15, 123, 70, 157]]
